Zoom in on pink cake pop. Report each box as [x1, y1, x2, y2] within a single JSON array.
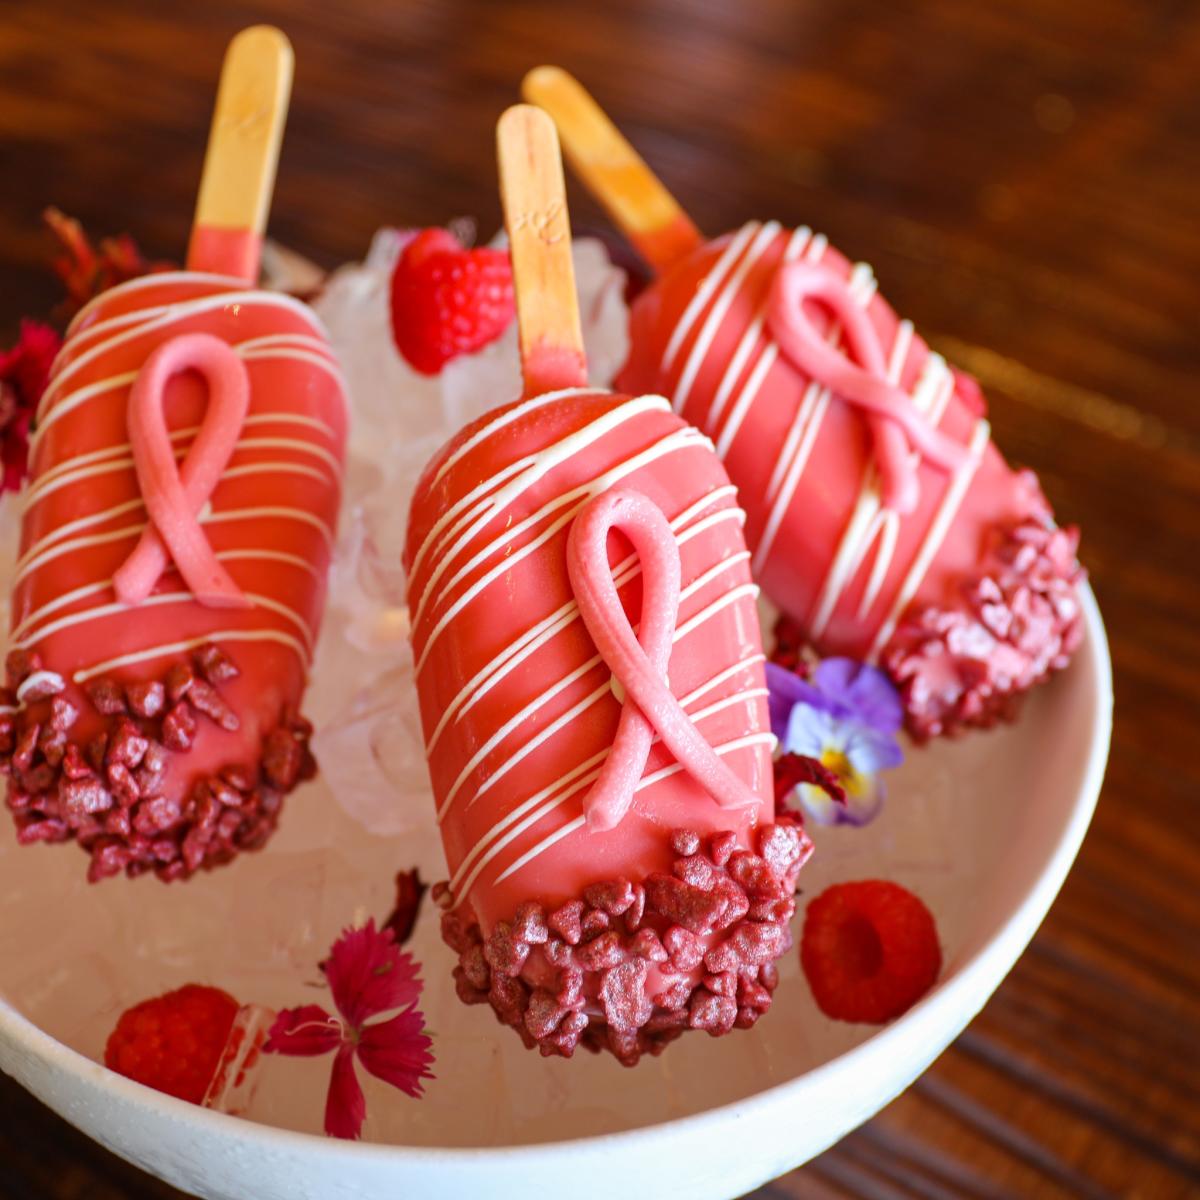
[[5, 272, 346, 881], [404, 107, 809, 1064], [525, 69, 1084, 740], [2, 30, 348, 879]]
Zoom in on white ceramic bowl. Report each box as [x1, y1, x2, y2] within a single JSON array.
[[0, 585, 1111, 1200]]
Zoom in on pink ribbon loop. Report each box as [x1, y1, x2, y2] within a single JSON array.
[[767, 261, 967, 514], [566, 487, 760, 833], [112, 332, 252, 609]]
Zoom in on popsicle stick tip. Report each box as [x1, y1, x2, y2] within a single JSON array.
[[519, 67, 701, 276], [497, 103, 587, 397], [188, 24, 294, 279]]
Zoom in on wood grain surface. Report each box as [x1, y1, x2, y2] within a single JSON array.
[[1, 0, 1198, 1196]]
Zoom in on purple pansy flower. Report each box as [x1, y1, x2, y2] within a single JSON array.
[[766, 658, 904, 828]]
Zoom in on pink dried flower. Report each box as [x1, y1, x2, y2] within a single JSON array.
[[44, 207, 173, 318], [265, 919, 434, 1140], [0, 320, 61, 493], [383, 867, 427, 946]]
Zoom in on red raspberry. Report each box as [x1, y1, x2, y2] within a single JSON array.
[[800, 880, 941, 1023], [104, 984, 239, 1104], [389, 228, 514, 375]]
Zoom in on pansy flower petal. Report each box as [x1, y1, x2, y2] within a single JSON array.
[[357, 1008, 436, 1099], [845, 724, 905, 773], [784, 704, 840, 758]]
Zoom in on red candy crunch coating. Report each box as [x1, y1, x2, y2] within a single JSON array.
[[406, 388, 810, 1062], [3, 272, 347, 879], [620, 222, 1083, 738]]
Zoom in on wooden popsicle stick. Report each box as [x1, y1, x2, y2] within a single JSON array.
[[522, 66, 702, 276], [497, 104, 589, 397], [187, 26, 294, 281]]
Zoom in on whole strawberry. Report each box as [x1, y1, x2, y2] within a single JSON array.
[[389, 228, 515, 375], [104, 984, 239, 1104]]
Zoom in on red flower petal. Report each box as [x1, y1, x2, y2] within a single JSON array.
[[263, 1004, 343, 1057], [356, 1008, 436, 1099], [326, 919, 422, 1028], [383, 868, 427, 946], [774, 752, 847, 811], [325, 1044, 367, 1141]]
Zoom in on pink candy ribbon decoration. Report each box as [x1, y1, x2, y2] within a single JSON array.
[[566, 487, 760, 833], [768, 261, 967, 514], [113, 332, 252, 609]]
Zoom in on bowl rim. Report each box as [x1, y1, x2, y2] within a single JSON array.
[[0, 584, 1113, 1167]]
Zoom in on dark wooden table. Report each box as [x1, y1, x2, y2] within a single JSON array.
[[2, 1, 1198, 1196]]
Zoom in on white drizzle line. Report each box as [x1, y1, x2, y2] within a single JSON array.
[[406, 458, 532, 593], [807, 352, 954, 640], [439, 658, 609, 819], [12, 550, 319, 645], [412, 425, 710, 676], [13, 589, 314, 653], [707, 227, 813, 435], [443, 571, 761, 823], [717, 232, 830, 464], [432, 387, 594, 486], [449, 660, 767, 898], [663, 222, 761, 374], [65, 271, 258, 333], [15, 506, 334, 587], [672, 222, 783, 414], [414, 424, 707, 638], [751, 260, 879, 577], [409, 395, 672, 624], [489, 732, 776, 889], [24, 437, 340, 516], [451, 762, 604, 898], [73, 629, 311, 684], [436, 542, 753, 818], [867, 418, 992, 660], [40, 289, 333, 423], [424, 486, 740, 758]]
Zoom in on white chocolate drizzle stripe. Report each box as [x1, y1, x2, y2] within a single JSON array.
[[663, 222, 761, 374], [412, 426, 710, 676], [13, 550, 319, 644], [715, 233, 831, 463], [751, 263, 879, 577], [673, 222, 783, 414], [426, 487, 741, 755], [867, 418, 992, 660], [73, 629, 310, 684], [706, 227, 813, 434], [489, 732, 776, 890], [443, 569, 760, 821], [41, 289, 332, 421], [808, 352, 954, 640], [13, 589, 315, 653], [451, 674, 768, 898], [15, 506, 334, 587], [410, 395, 673, 628], [433, 387, 595, 485]]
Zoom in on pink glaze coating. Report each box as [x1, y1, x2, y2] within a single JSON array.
[[405, 389, 808, 1060], [3, 271, 347, 878], [620, 222, 1084, 737]]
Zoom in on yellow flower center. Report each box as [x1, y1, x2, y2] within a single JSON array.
[[820, 747, 866, 797]]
